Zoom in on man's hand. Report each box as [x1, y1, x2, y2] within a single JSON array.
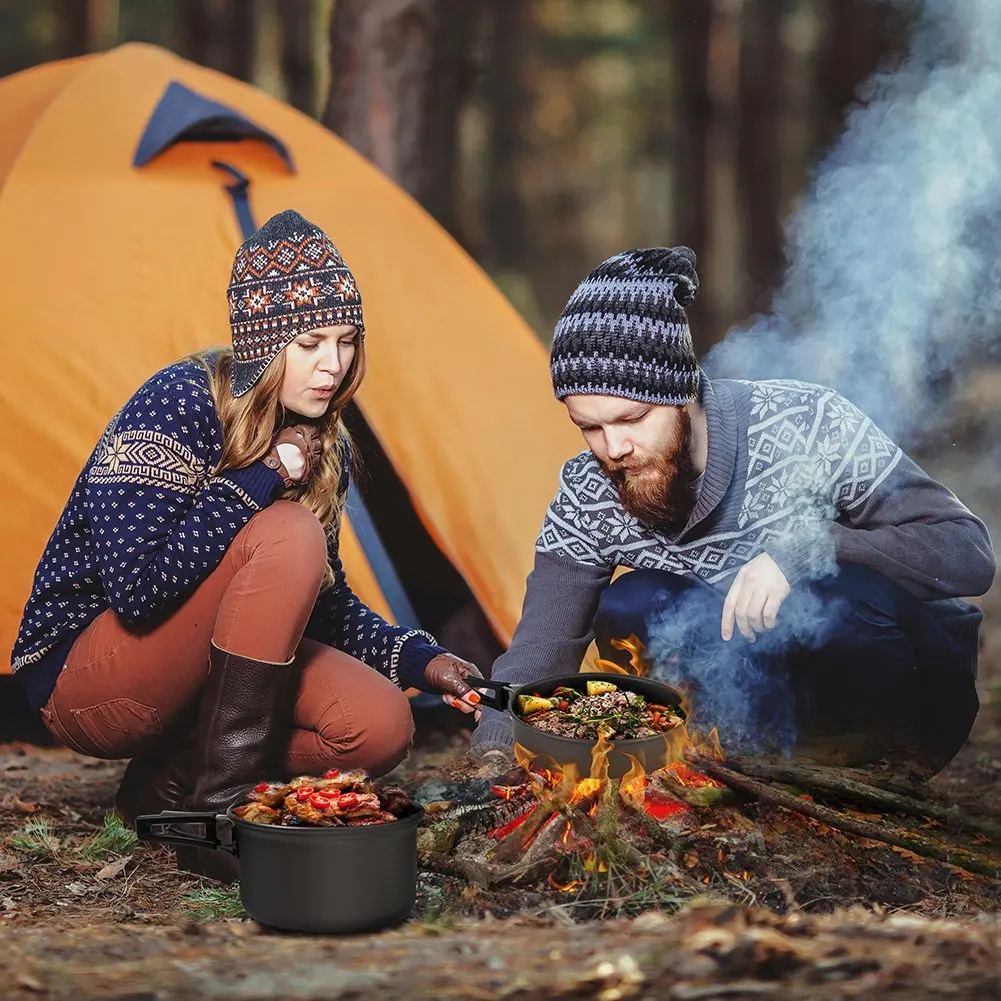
[[423, 653, 484, 722], [721, 553, 790, 643]]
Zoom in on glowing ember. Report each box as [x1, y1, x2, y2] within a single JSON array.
[[663, 760, 725, 789], [488, 808, 535, 841]]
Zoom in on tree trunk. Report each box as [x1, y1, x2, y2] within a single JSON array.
[[670, 1, 712, 268], [483, 0, 530, 271], [701, 0, 744, 341], [737, 0, 791, 313], [280, 0, 318, 115], [177, 0, 211, 66], [222, 0, 258, 83], [814, 0, 904, 157], [671, 0, 743, 351], [177, 0, 258, 81], [322, 0, 479, 238], [53, 0, 90, 58]]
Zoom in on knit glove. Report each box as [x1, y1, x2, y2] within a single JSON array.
[[264, 424, 323, 489], [422, 653, 484, 720]]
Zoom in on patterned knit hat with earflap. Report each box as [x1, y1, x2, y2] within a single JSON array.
[[227, 209, 364, 397], [550, 246, 700, 405]]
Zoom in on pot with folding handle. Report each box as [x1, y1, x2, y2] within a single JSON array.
[[135, 803, 423, 934], [473, 673, 691, 779]]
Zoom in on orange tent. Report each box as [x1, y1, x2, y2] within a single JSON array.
[[0, 43, 581, 673]]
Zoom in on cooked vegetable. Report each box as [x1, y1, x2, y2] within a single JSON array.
[[517, 694, 554, 715], [517, 683, 684, 740], [586, 680, 618, 695]]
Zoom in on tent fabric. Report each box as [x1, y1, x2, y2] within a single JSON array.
[[133, 79, 295, 169], [0, 43, 582, 673]]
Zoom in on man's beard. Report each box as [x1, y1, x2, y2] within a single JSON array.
[[599, 410, 698, 534]]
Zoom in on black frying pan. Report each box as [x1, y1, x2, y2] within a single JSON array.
[[474, 672, 689, 779]]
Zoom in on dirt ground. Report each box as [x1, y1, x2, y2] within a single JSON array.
[[2, 437, 1001, 999], [1, 699, 999, 1000]]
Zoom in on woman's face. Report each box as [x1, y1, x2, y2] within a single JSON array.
[[280, 324, 359, 418]]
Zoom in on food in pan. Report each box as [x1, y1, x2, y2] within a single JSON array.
[[517, 681, 684, 740], [232, 769, 414, 827]]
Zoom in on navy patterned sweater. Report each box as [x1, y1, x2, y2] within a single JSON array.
[[11, 359, 445, 710]]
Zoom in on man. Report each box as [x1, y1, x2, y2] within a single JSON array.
[[472, 247, 994, 773]]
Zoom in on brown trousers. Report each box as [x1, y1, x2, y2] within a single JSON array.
[[39, 502, 414, 778]]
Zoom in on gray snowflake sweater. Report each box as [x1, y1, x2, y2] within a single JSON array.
[[472, 375, 996, 751], [11, 359, 445, 710]]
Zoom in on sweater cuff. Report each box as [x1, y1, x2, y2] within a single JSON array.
[[395, 632, 448, 691], [768, 524, 836, 586], [215, 461, 285, 509], [470, 712, 515, 752]]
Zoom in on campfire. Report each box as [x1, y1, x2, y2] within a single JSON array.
[[492, 730, 727, 894], [414, 638, 1001, 920]]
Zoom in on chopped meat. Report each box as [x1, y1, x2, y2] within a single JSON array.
[[249, 781, 292, 808], [235, 771, 415, 828], [233, 802, 282, 825]]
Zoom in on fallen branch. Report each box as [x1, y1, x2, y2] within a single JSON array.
[[726, 758, 1001, 844], [699, 759, 1001, 880], [652, 772, 735, 809]]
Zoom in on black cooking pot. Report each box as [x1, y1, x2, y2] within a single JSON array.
[[474, 672, 689, 780], [135, 804, 423, 934]]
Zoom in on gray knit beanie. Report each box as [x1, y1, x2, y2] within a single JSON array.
[[550, 246, 700, 405]]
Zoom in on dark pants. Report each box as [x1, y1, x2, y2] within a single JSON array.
[[592, 565, 981, 773]]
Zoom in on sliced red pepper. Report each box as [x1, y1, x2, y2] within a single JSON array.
[[323, 769, 341, 779], [558, 700, 569, 711], [254, 782, 269, 793], [295, 786, 314, 802], [309, 792, 333, 810], [337, 792, 359, 809]]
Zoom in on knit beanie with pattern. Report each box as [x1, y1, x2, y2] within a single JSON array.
[[550, 246, 700, 406], [227, 209, 364, 397]]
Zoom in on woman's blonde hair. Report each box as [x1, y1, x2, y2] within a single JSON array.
[[192, 339, 367, 584]]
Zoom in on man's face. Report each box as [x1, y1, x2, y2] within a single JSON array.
[[564, 394, 698, 533]]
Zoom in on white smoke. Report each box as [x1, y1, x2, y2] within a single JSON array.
[[705, 0, 1001, 445], [646, 0, 1001, 754]]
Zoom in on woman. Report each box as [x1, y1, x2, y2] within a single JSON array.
[[11, 209, 483, 878]]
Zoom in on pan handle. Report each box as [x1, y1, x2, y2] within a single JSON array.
[[469, 678, 514, 712], [135, 810, 237, 855]]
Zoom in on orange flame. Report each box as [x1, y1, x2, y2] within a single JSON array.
[[548, 873, 585, 892], [610, 634, 651, 676], [618, 753, 647, 812], [514, 742, 537, 773]]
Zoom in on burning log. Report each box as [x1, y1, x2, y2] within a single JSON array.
[[648, 762, 735, 809], [697, 758, 1001, 879]]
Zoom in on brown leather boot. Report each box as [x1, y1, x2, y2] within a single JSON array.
[[113, 752, 190, 826], [175, 643, 293, 883]]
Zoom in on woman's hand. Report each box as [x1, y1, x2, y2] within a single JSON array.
[[422, 653, 484, 722], [264, 424, 323, 489]]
